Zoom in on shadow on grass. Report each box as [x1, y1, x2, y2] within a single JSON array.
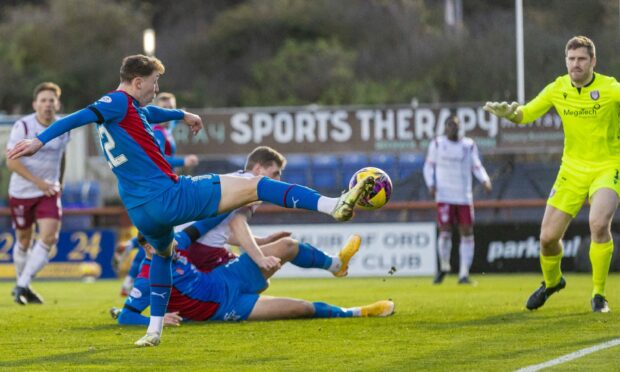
[[0, 347, 116, 368], [415, 310, 590, 330]]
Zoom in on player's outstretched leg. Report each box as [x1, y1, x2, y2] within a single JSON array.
[[287, 235, 361, 277], [526, 277, 566, 310], [248, 297, 394, 320], [255, 175, 375, 222]]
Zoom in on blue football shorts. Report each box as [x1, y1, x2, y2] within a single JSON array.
[[127, 174, 222, 251], [209, 254, 268, 321]]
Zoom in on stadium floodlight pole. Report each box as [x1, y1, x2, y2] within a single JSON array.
[[143, 28, 156, 57], [516, 0, 525, 104]]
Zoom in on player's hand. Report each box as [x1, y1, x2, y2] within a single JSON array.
[[35, 179, 60, 197], [265, 231, 292, 243], [7, 138, 44, 159], [482, 180, 492, 193], [428, 186, 436, 199], [483, 101, 519, 120], [164, 311, 182, 326], [183, 112, 203, 135], [256, 256, 281, 271], [184, 154, 199, 167]]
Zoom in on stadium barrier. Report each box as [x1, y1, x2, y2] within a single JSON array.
[[3, 198, 616, 279]]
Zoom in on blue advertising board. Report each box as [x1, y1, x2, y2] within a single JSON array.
[[0, 229, 116, 279]]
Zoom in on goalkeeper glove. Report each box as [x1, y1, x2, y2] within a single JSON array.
[[483, 101, 520, 120]]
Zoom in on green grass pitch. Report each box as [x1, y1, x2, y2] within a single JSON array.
[[0, 274, 619, 371]]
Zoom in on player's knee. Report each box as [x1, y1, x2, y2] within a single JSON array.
[[589, 218, 610, 238], [40, 234, 58, 248], [17, 236, 32, 249], [296, 301, 315, 317], [283, 237, 297, 256], [539, 231, 561, 249]]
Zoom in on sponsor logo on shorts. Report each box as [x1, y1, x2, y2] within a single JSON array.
[[130, 287, 142, 298], [223, 310, 241, 321]]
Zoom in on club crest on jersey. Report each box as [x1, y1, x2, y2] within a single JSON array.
[[590, 90, 600, 100], [98, 95, 112, 103]]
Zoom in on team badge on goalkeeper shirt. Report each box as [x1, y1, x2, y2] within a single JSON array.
[[590, 90, 599, 100]]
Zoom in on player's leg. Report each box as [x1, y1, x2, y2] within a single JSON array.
[[9, 197, 35, 287], [434, 203, 453, 284], [127, 205, 176, 347], [217, 174, 374, 222], [588, 186, 618, 313], [12, 226, 33, 282], [15, 217, 59, 304], [526, 204, 572, 310], [248, 296, 395, 320], [457, 204, 475, 284], [259, 235, 361, 278]]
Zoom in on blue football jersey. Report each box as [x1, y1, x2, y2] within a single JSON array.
[[88, 91, 184, 209]]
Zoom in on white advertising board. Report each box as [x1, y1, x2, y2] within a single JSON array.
[[249, 222, 436, 278]]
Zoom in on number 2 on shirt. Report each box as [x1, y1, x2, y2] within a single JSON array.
[[97, 125, 128, 168]]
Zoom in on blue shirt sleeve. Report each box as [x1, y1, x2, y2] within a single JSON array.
[[36, 108, 99, 144], [142, 105, 184, 124], [166, 155, 185, 168], [175, 232, 192, 250], [131, 237, 139, 250], [193, 213, 231, 236], [87, 92, 129, 124]]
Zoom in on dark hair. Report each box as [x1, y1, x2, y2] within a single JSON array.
[[445, 115, 460, 127], [120, 54, 165, 82], [565, 36, 596, 59], [245, 146, 286, 171], [33, 82, 61, 100]]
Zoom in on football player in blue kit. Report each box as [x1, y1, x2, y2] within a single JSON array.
[[110, 233, 394, 326], [7, 54, 375, 347]]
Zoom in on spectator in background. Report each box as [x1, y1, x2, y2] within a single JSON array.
[[6, 82, 70, 305], [152, 92, 198, 169], [423, 115, 491, 285]]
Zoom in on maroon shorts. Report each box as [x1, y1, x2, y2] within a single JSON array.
[[9, 194, 62, 230], [436, 202, 473, 228], [187, 242, 237, 273]]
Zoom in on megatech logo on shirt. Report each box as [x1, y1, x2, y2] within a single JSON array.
[[563, 105, 599, 118]]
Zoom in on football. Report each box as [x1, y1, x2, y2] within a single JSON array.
[[348, 167, 393, 210]]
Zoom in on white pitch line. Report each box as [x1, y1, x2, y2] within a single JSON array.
[[516, 338, 620, 372]]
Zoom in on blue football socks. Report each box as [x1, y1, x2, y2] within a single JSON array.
[[312, 302, 354, 318], [149, 254, 172, 317], [257, 177, 320, 210], [291, 242, 332, 270]]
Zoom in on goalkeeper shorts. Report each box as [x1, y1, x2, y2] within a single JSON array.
[[547, 162, 620, 217]]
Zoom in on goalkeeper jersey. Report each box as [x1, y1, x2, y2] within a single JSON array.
[[520, 73, 620, 167]]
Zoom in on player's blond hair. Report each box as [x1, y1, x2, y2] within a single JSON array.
[[245, 146, 286, 171], [120, 54, 165, 82], [565, 36, 596, 59], [33, 82, 61, 100]]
